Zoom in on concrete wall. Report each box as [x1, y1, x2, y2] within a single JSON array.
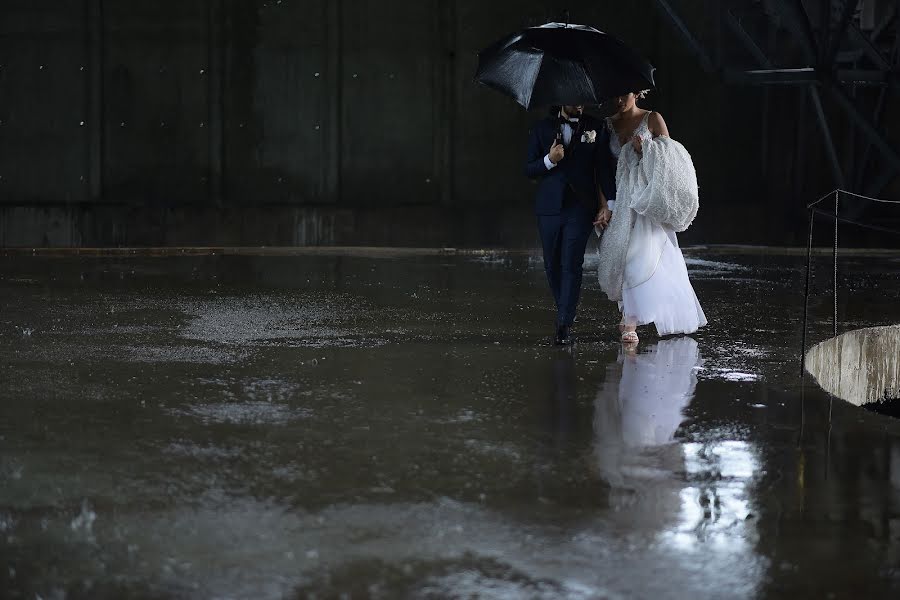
[[0, 0, 894, 247]]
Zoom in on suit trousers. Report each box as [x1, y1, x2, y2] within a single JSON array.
[[537, 191, 595, 327]]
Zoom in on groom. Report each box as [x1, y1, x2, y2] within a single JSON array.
[[525, 104, 614, 345]]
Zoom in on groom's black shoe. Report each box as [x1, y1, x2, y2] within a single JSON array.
[[554, 324, 572, 346]]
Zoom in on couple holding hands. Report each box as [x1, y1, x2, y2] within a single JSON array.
[[526, 92, 706, 345]]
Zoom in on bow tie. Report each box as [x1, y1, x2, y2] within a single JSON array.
[[559, 117, 579, 127]]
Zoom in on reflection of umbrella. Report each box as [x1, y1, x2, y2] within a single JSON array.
[[475, 22, 655, 109]]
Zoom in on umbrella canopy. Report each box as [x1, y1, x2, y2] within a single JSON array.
[[475, 22, 656, 109]]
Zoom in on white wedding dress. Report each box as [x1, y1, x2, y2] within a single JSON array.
[[605, 113, 707, 336]]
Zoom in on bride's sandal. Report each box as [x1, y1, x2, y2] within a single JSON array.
[[621, 330, 639, 343]]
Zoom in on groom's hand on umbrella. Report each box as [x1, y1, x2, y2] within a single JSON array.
[[549, 139, 565, 164]]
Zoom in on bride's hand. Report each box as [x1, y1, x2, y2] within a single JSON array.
[[631, 135, 643, 154], [593, 207, 612, 228]]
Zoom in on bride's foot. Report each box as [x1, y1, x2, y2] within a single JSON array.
[[621, 329, 638, 343]]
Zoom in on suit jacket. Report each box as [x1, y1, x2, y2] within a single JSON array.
[[525, 115, 617, 216]]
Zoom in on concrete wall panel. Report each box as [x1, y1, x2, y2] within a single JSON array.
[[224, 0, 333, 206], [0, 1, 88, 205], [339, 0, 440, 206], [103, 0, 210, 209], [0, 1, 895, 247]]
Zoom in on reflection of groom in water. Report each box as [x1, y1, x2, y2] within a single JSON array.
[[526, 104, 613, 345]]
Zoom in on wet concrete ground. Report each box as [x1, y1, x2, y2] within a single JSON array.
[[1, 247, 900, 599]]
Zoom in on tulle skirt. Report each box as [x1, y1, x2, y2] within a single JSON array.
[[619, 215, 707, 336]]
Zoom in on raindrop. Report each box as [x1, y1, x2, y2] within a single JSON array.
[[79, 121, 85, 126], [314, 125, 320, 130], [200, 69, 206, 74], [70, 500, 96, 534], [120, 121, 125, 127], [352, 73, 358, 78], [200, 122, 205, 127], [160, 121, 166, 127], [80, 66, 85, 71], [314, 72, 320, 77], [39, 65, 44, 70]]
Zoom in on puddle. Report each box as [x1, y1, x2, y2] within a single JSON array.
[[2, 251, 900, 598], [167, 401, 312, 425]]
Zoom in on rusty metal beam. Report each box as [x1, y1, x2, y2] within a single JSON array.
[[824, 0, 860, 68], [671, 0, 900, 203], [848, 23, 894, 69], [724, 9, 773, 67], [771, 0, 819, 64], [725, 67, 896, 86], [725, 67, 817, 84], [827, 82, 900, 168], [809, 86, 846, 189], [827, 81, 900, 189], [856, 13, 900, 191], [652, 0, 716, 73]]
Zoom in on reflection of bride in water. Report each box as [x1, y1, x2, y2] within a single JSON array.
[[593, 337, 702, 506]]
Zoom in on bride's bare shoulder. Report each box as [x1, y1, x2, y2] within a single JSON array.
[[647, 111, 669, 137]]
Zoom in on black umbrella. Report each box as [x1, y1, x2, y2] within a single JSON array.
[[475, 22, 656, 109]]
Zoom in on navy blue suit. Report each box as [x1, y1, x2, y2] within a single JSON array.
[[526, 115, 616, 328]]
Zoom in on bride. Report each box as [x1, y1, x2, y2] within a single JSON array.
[[595, 91, 707, 343]]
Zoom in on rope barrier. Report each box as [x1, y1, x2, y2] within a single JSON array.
[[811, 208, 900, 236], [800, 189, 900, 377], [807, 188, 900, 208]]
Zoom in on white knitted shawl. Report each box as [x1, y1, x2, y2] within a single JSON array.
[[597, 136, 699, 301]]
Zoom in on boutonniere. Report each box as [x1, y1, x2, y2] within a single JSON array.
[[581, 130, 597, 144]]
